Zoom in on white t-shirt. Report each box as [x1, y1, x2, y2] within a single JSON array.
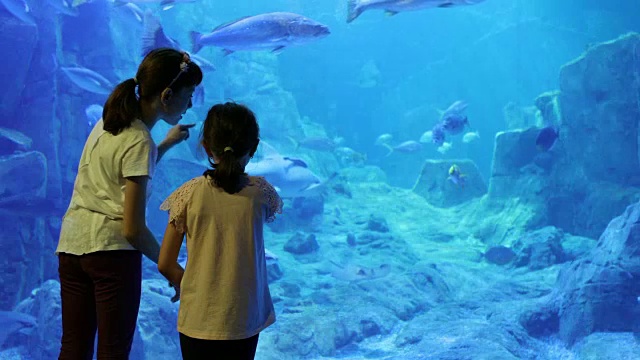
[[56, 119, 157, 255], [161, 175, 283, 340]]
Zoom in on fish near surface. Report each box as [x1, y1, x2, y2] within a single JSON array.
[[346, 0, 486, 23], [190, 12, 330, 55]]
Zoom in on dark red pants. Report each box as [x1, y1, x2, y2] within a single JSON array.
[[179, 333, 260, 360], [58, 250, 142, 360]]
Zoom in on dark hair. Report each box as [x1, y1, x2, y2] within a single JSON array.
[[202, 102, 260, 194], [103, 48, 203, 135]]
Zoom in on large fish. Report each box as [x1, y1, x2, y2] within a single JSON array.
[[246, 141, 335, 199], [347, 0, 486, 23], [114, 0, 196, 11], [61, 66, 114, 95], [0, 0, 35, 25], [189, 12, 330, 55]]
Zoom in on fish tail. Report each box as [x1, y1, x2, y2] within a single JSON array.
[[141, 10, 160, 57], [190, 31, 203, 54], [286, 136, 299, 150], [383, 143, 394, 157], [346, 0, 363, 23]]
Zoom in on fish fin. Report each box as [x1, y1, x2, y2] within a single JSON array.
[[286, 136, 299, 150], [212, 16, 252, 32], [272, 46, 286, 54], [160, 0, 174, 7], [283, 157, 308, 168], [141, 10, 162, 57], [346, 0, 362, 23], [384, 10, 399, 17], [222, 49, 234, 56], [190, 31, 203, 53], [438, 2, 455, 7], [161, 4, 174, 11], [382, 143, 394, 157]]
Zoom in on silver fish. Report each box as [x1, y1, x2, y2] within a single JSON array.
[[0, 0, 35, 25], [190, 12, 330, 55], [347, 0, 486, 23], [61, 66, 114, 95]]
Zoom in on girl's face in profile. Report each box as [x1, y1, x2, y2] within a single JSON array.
[[161, 85, 196, 125]]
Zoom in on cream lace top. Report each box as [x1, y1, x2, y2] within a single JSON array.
[[160, 175, 282, 340]]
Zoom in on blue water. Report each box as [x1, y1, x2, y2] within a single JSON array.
[[1, 0, 640, 359]]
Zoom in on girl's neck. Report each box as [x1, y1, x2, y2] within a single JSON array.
[[139, 100, 160, 130]]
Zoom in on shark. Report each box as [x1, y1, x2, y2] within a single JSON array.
[[163, 141, 335, 199], [245, 141, 336, 199]]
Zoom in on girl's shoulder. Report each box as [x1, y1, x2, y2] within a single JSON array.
[[160, 176, 206, 211], [249, 176, 276, 192]]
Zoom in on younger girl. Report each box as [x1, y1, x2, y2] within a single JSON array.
[[56, 48, 203, 359], [158, 102, 282, 360]]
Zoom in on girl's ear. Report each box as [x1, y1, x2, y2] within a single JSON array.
[[161, 88, 173, 106], [202, 142, 213, 158]]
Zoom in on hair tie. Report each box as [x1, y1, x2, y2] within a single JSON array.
[[179, 52, 191, 72], [223, 147, 234, 153]]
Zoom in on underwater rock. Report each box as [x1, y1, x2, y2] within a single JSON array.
[[0, 13, 38, 120], [346, 233, 357, 247], [284, 232, 319, 255], [490, 127, 542, 179], [534, 90, 562, 126], [338, 165, 388, 183], [291, 196, 324, 220], [13, 280, 61, 359], [502, 102, 539, 130], [402, 316, 535, 360], [547, 180, 640, 239], [562, 234, 597, 261], [412, 159, 487, 208], [366, 213, 389, 232], [557, 32, 640, 186], [573, 333, 640, 360], [483, 245, 517, 266], [519, 306, 560, 338], [548, 200, 640, 346], [512, 226, 568, 270], [0, 151, 47, 198], [267, 261, 283, 283]]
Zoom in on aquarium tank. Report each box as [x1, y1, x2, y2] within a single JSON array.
[[1, 0, 640, 359]]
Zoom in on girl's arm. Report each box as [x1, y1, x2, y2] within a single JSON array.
[[123, 176, 160, 263], [156, 124, 196, 163], [158, 222, 185, 291]]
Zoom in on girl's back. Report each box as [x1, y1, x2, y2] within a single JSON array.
[[161, 174, 282, 340]]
